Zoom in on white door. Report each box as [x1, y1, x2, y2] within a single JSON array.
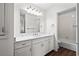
[[32, 42, 43, 56], [15, 45, 31, 56]]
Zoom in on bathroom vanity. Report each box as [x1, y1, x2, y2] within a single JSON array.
[[14, 4, 55, 56], [14, 34, 55, 56]]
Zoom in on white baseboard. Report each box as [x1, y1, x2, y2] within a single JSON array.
[[59, 42, 76, 51]]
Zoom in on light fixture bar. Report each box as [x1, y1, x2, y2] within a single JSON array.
[[24, 5, 43, 16]]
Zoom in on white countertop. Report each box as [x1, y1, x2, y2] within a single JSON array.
[[15, 33, 54, 42]]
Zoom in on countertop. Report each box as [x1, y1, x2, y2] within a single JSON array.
[[15, 33, 55, 42]]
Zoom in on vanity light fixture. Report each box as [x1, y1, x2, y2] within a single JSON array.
[[24, 5, 43, 16], [38, 12, 43, 16], [27, 8, 32, 13]]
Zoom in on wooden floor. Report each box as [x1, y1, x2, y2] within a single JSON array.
[[45, 47, 76, 56]]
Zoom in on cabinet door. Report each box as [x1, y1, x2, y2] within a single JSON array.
[[32, 42, 43, 56], [49, 37, 54, 51], [15, 45, 31, 56], [0, 3, 4, 35], [43, 39, 49, 55], [25, 45, 31, 56]]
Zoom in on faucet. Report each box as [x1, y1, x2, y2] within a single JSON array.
[[33, 32, 38, 36]]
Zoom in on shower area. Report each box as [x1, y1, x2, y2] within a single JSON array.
[[57, 7, 77, 51]]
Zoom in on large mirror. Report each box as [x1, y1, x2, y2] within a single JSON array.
[[20, 9, 40, 33]]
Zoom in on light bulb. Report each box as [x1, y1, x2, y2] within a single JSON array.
[[27, 8, 32, 13], [38, 12, 43, 16], [31, 9, 35, 15], [34, 11, 37, 15], [24, 8, 28, 11], [24, 6, 43, 16]]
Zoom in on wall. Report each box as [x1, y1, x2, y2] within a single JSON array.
[[77, 3, 79, 55], [14, 4, 20, 37], [14, 3, 46, 37], [46, 3, 76, 50], [0, 3, 14, 56], [46, 3, 76, 40]]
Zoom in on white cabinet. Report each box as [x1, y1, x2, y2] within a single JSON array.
[[32, 42, 44, 56], [15, 35, 54, 56], [15, 45, 31, 56], [43, 39, 49, 55], [49, 36, 54, 51], [32, 38, 49, 56], [15, 40, 31, 56]]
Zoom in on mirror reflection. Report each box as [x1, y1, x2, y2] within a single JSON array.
[[20, 7, 41, 34]]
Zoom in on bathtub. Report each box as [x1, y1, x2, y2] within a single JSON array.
[[58, 39, 76, 51]]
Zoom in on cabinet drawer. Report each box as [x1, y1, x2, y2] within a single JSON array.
[[32, 38, 44, 44], [15, 47, 27, 56], [32, 37, 50, 44], [15, 40, 31, 49], [15, 45, 31, 56]]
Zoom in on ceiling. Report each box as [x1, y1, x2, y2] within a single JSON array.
[[32, 3, 76, 11], [32, 3, 53, 10], [15, 3, 76, 11]]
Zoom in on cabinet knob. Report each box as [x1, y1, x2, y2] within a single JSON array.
[[2, 27, 5, 33], [41, 44, 44, 47], [30, 48, 32, 51], [22, 43, 26, 45]]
